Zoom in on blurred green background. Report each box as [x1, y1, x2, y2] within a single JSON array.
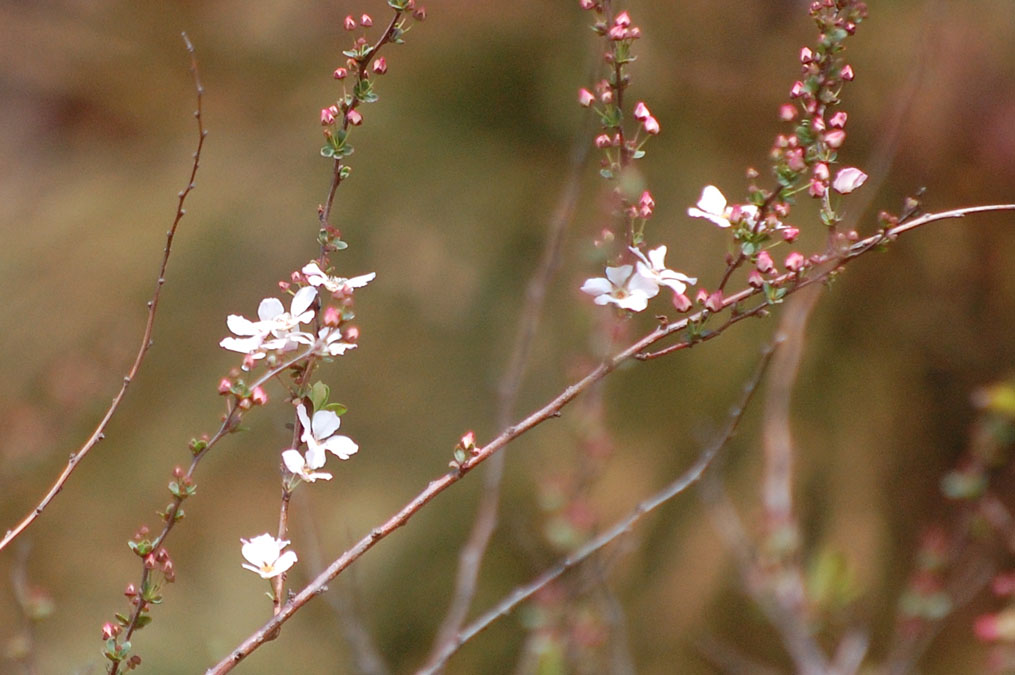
[[1, 0, 1014, 673]]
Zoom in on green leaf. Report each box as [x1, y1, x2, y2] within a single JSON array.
[[325, 402, 348, 416], [135, 615, 153, 629], [631, 149, 646, 159], [388, 0, 411, 9], [310, 382, 330, 411]]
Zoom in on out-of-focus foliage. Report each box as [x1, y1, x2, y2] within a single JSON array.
[[1, 1, 1013, 672]]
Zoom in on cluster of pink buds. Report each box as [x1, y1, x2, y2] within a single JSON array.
[[606, 11, 640, 41]]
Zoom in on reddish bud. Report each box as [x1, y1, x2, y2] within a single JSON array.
[[790, 81, 805, 98], [360, 14, 373, 27], [840, 64, 855, 81], [829, 111, 847, 128], [779, 104, 797, 121], [124, 584, 137, 597], [695, 288, 709, 305], [785, 251, 806, 272], [333, 67, 348, 80], [278, 280, 291, 292], [808, 179, 826, 198], [813, 162, 830, 181], [643, 116, 660, 135], [320, 108, 335, 125], [756, 250, 775, 273], [372, 57, 387, 74], [579, 0, 596, 8], [638, 190, 655, 217], [782, 226, 800, 242], [799, 47, 814, 63], [594, 134, 611, 149], [578, 88, 594, 107], [670, 292, 692, 312], [343, 15, 356, 31], [346, 109, 363, 126], [633, 101, 651, 121], [251, 386, 268, 406], [812, 116, 826, 133], [614, 10, 631, 27], [824, 129, 846, 148], [102, 622, 120, 640], [705, 291, 724, 313], [323, 306, 342, 327], [748, 269, 765, 288], [412, 6, 427, 21], [217, 378, 232, 395], [345, 326, 360, 342]]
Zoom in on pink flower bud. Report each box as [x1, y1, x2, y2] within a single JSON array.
[[614, 10, 631, 27], [799, 47, 813, 63], [824, 129, 846, 148], [813, 162, 830, 181], [643, 116, 660, 135], [578, 88, 594, 107], [579, 0, 596, 8], [324, 306, 342, 327], [594, 134, 611, 148], [346, 109, 363, 125], [460, 430, 476, 449], [790, 81, 805, 98], [840, 64, 855, 81], [346, 326, 360, 342], [627, 26, 641, 39], [344, 15, 356, 31], [779, 104, 797, 121], [320, 108, 335, 125], [785, 251, 806, 272], [360, 14, 373, 27], [786, 148, 806, 172], [812, 116, 826, 133], [808, 179, 826, 198], [372, 57, 387, 74], [756, 250, 775, 273], [333, 67, 348, 80], [748, 269, 765, 288], [672, 292, 692, 312], [251, 386, 268, 406], [413, 6, 427, 21], [102, 622, 120, 640], [633, 101, 651, 121], [705, 290, 724, 313], [832, 167, 868, 194], [218, 378, 232, 395], [638, 190, 655, 217], [607, 24, 626, 40], [695, 288, 709, 305], [600, 88, 613, 104], [782, 226, 800, 242], [829, 111, 847, 128]]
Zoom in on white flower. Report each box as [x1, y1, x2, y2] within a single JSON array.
[[220, 286, 318, 356], [580, 264, 659, 312], [240, 534, 298, 579], [282, 448, 333, 482], [302, 261, 376, 294], [832, 167, 868, 194], [687, 185, 759, 229], [297, 403, 358, 465], [629, 246, 697, 295], [291, 327, 359, 357]]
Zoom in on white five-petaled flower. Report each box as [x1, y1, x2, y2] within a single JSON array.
[[220, 286, 318, 356], [240, 534, 298, 579], [282, 448, 333, 482], [687, 185, 759, 229], [580, 264, 659, 312], [629, 246, 697, 295], [297, 403, 358, 466], [302, 261, 376, 295]]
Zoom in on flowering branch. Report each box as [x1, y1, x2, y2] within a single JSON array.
[[0, 32, 207, 556], [206, 200, 1013, 673], [417, 339, 779, 674]]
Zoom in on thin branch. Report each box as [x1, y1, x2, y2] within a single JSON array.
[[416, 341, 778, 674], [420, 53, 599, 673], [0, 33, 207, 555], [205, 202, 1015, 674]]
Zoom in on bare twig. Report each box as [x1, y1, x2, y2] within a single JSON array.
[[420, 54, 599, 673], [416, 342, 778, 674], [205, 203, 1015, 674], [0, 32, 207, 555]]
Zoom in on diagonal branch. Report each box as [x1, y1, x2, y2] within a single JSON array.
[[205, 202, 1015, 674], [0, 33, 207, 554]]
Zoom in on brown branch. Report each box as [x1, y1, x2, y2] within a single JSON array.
[[417, 341, 777, 674], [205, 202, 1015, 674], [0, 32, 207, 555]]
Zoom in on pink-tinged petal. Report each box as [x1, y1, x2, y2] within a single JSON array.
[[282, 449, 307, 474], [312, 409, 342, 440], [832, 167, 869, 194], [604, 264, 634, 287], [580, 277, 613, 296], [322, 435, 359, 460], [290, 286, 318, 316], [226, 314, 261, 336], [257, 297, 285, 321]]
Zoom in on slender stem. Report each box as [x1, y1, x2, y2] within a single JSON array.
[[0, 32, 207, 556]]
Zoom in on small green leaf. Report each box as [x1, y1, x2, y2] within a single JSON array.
[[310, 381, 330, 411], [325, 402, 348, 416]]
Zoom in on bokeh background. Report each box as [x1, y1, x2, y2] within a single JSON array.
[[2, 0, 1014, 673]]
